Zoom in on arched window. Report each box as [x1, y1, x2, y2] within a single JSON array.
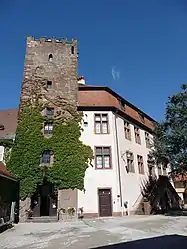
[[48, 54, 53, 62], [71, 46, 74, 54]]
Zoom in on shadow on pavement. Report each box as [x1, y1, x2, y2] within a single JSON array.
[[91, 235, 187, 249], [0, 223, 13, 234], [165, 209, 187, 216]]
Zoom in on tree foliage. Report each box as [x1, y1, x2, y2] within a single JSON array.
[[153, 84, 187, 175]]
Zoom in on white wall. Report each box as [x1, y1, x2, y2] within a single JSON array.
[[78, 111, 121, 214], [0, 146, 4, 162], [115, 114, 151, 212], [78, 111, 168, 215]]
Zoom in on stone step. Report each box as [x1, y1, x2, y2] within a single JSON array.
[[27, 216, 58, 223], [166, 209, 187, 216]]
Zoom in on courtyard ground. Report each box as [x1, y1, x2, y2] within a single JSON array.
[[1, 215, 187, 249]]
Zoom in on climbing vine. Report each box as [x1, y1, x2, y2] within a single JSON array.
[[7, 73, 93, 200]]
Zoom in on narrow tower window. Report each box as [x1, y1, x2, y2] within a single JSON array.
[[46, 107, 54, 116], [48, 54, 53, 62], [71, 46, 74, 54], [47, 80, 52, 89], [41, 150, 52, 164], [44, 121, 53, 136]]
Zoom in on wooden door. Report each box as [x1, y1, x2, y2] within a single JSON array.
[[183, 192, 187, 204], [98, 189, 112, 217]]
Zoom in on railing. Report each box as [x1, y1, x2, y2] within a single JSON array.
[[132, 193, 142, 208]]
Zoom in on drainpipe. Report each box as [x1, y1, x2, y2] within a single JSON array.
[[114, 111, 123, 216]]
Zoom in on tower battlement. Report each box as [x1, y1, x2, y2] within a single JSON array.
[[27, 36, 77, 45]]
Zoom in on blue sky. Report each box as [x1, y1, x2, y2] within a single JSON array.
[[0, 0, 187, 120]]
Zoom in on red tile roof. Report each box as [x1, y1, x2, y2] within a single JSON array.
[[0, 109, 18, 138], [78, 86, 155, 132], [0, 162, 15, 179], [0, 86, 155, 137]]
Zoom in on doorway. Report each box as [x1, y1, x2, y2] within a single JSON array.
[[31, 182, 57, 217], [98, 188, 112, 217], [183, 191, 187, 205]]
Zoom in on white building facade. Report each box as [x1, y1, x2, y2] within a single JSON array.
[[0, 86, 170, 218], [77, 86, 168, 217], [0, 146, 4, 162]]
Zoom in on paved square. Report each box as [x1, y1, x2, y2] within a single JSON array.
[[1, 215, 187, 249]]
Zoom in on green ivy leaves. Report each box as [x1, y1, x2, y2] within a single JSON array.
[[7, 105, 93, 200]]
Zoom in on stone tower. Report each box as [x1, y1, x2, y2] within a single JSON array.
[[21, 36, 78, 105], [19, 36, 79, 221]]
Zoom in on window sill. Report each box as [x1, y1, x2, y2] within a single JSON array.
[[95, 133, 110, 135], [135, 142, 141, 145], [44, 134, 53, 137], [95, 167, 112, 170], [40, 163, 53, 167]]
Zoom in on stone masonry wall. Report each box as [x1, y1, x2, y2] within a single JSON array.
[[21, 36, 78, 105], [18, 36, 78, 220]]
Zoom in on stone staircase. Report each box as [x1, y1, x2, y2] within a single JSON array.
[[27, 216, 58, 223]]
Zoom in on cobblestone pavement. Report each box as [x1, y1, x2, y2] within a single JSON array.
[[1, 215, 187, 249]]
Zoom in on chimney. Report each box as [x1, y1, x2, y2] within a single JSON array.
[[78, 76, 85, 85]]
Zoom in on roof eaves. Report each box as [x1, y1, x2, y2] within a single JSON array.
[[78, 85, 156, 123]]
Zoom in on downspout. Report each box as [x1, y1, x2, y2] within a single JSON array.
[[114, 111, 123, 215]]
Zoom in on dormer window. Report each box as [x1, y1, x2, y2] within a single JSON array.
[[48, 54, 53, 62], [119, 99, 125, 110], [138, 112, 145, 123]]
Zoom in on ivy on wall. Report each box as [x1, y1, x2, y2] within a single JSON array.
[[7, 74, 93, 200], [7, 103, 93, 200]]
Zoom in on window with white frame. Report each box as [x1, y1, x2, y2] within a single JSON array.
[[94, 114, 109, 134], [126, 152, 134, 173], [145, 132, 151, 148], [95, 147, 111, 169], [124, 121, 131, 140], [41, 151, 52, 164], [44, 122, 53, 136], [134, 126, 141, 144], [137, 155, 144, 174], [147, 154, 155, 177]]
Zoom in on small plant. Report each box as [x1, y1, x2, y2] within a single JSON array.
[[67, 207, 76, 216], [58, 208, 66, 214]]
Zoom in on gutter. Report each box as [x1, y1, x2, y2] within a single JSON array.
[[114, 111, 123, 214], [0, 173, 17, 181], [78, 106, 154, 134]]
